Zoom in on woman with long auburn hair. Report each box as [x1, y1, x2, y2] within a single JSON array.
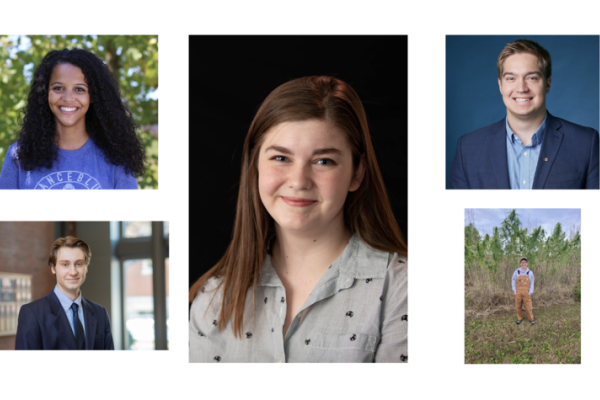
[[190, 76, 407, 363]]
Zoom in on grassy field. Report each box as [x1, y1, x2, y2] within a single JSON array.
[[465, 302, 581, 364]]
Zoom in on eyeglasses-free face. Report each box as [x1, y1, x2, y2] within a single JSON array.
[[257, 119, 364, 236], [51, 247, 88, 300], [498, 53, 551, 125], [48, 63, 90, 134]]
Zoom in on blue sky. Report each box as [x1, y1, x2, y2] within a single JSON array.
[[465, 209, 581, 237]]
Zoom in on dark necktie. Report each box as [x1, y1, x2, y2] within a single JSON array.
[[71, 303, 86, 350]]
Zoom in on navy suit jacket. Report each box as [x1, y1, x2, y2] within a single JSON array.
[[15, 290, 114, 350], [450, 113, 600, 189]]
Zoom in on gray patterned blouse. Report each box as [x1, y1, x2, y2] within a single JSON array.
[[189, 234, 407, 363]]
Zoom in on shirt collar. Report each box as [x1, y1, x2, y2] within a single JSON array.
[[53, 285, 83, 312], [259, 233, 388, 287], [506, 113, 548, 145]]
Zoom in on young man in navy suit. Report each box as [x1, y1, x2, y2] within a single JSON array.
[[15, 236, 114, 350], [450, 39, 599, 189]]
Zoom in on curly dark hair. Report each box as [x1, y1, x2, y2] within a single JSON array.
[[15, 48, 146, 176]]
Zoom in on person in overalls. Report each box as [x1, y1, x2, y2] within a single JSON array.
[[512, 257, 535, 325]]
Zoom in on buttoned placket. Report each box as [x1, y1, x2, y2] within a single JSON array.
[[272, 285, 287, 363], [282, 267, 355, 361], [518, 135, 530, 189], [506, 114, 546, 190], [260, 252, 357, 363], [513, 133, 539, 189], [260, 278, 287, 363]]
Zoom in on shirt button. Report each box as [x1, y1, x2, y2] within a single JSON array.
[[523, 180, 526, 184], [524, 152, 528, 156]]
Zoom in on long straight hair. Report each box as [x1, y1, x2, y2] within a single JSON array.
[[190, 76, 407, 337]]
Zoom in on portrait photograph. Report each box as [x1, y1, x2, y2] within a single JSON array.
[[464, 209, 581, 364], [446, 35, 599, 190], [189, 35, 408, 363], [0, 35, 158, 190], [0, 221, 169, 350]]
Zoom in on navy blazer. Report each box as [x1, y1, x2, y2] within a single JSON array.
[[450, 113, 600, 189], [15, 290, 114, 350]]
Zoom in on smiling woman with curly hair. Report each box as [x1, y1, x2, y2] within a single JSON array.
[[0, 48, 146, 190]]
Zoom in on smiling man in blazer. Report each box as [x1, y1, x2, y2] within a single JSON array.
[[450, 39, 599, 189], [15, 236, 114, 350]]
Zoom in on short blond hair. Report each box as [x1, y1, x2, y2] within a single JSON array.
[[48, 236, 92, 267], [497, 39, 552, 80]]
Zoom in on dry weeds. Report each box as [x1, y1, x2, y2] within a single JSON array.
[[465, 259, 579, 317]]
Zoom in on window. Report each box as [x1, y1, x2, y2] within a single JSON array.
[[112, 221, 169, 350]]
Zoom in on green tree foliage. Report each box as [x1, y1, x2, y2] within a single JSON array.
[[464, 223, 480, 269], [465, 210, 581, 287], [489, 227, 503, 273], [0, 35, 158, 189]]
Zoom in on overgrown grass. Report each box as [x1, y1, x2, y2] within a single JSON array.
[[465, 258, 580, 317], [465, 303, 581, 364]]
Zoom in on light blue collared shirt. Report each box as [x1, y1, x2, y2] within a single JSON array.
[[506, 114, 547, 190], [53, 285, 86, 336]]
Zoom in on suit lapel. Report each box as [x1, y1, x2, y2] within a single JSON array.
[[533, 113, 563, 189], [487, 118, 511, 189], [82, 298, 97, 350], [48, 291, 78, 350]]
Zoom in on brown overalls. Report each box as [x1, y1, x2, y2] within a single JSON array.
[[515, 271, 534, 321]]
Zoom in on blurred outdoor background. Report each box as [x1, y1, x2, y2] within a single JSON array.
[[0, 35, 158, 189]]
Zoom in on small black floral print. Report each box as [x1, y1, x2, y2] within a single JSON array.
[[366, 278, 372, 283], [212, 320, 217, 326], [198, 331, 205, 337], [271, 328, 274, 333], [200, 286, 205, 293], [346, 311, 354, 318], [379, 296, 383, 301], [400, 354, 408, 362], [398, 260, 405, 263], [214, 356, 221, 362], [264, 297, 268, 304], [245, 332, 252, 339], [305, 339, 311, 345], [350, 334, 357, 341], [401, 315, 408, 321], [281, 297, 285, 303]]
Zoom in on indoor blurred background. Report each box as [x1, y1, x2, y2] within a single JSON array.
[[0, 221, 169, 350]]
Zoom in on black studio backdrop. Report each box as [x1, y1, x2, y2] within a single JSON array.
[[189, 36, 408, 288]]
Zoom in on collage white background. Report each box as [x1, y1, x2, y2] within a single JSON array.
[[2, 0, 599, 399]]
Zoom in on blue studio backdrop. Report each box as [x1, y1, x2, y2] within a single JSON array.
[[445, 35, 599, 188]]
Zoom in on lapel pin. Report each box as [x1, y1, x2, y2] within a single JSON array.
[[544, 158, 548, 161]]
